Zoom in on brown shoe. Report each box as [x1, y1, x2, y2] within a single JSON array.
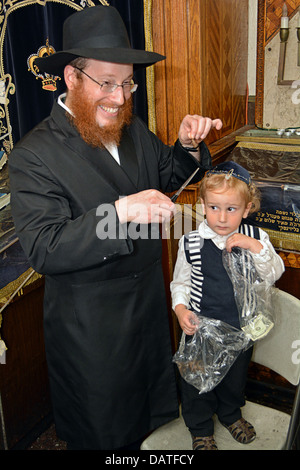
[[192, 435, 218, 450], [223, 417, 256, 444]]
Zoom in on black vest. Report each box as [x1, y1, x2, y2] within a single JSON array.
[[184, 223, 260, 329]]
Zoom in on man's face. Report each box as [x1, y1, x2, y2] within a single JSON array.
[[65, 59, 134, 147]]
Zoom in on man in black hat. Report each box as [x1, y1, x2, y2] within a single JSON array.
[[9, 6, 222, 450]]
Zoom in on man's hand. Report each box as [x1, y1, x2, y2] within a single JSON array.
[[178, 115, 223, 148], [115, 189, 176, 224]]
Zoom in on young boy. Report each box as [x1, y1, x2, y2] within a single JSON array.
[[171, 161, 285, 450]]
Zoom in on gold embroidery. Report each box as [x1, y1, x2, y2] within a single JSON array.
[[28, 39, 61, 91]]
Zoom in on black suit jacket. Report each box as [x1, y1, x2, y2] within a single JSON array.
[[8, 101, 212, 448]]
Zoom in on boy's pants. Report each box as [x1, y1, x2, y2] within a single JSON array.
[[180, 347, 253, 437]]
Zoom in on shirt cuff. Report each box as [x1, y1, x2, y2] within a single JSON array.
[[172, 293, 190, 311], [251, 240, 272, 262]]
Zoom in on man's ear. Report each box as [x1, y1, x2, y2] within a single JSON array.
[[64, 65, 78, 90], [200, 198, 206, 215]]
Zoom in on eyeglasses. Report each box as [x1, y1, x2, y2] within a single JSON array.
[[73, 66, 138, 94]]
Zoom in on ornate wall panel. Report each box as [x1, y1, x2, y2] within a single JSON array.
[[255, 0, 300, 128]]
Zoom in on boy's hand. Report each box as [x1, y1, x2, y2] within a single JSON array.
[[226, 233, 263, 254], [174, 304, 199, 335]]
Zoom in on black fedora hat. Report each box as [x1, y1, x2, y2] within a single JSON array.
[[34, 5, 165, 77]]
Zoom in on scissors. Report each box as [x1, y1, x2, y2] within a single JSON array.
[[171, 167, 200, 202]]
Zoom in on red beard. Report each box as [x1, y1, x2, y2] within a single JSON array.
[[66, 83, 133, 148]]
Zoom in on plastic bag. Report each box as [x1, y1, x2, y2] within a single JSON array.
[[222, 247, 274, 341], [173, 316, 250, 394]]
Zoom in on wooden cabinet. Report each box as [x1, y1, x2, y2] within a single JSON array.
[[152, 0, 249, 148], [0, 277, 51, 449]]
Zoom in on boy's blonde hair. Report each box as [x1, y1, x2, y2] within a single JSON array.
[[199, 172, 260, 214]]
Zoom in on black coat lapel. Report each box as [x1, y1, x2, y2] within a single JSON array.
[[65, 136, 125, 195], [118, 127, 139, 189], [51, 102, 139, 195]]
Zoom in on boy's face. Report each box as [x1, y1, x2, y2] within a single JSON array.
[[201, 187, 252, 236]]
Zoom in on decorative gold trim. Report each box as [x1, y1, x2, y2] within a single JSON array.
[[143, 0, 157, 134], [27, 39, 62, 91], [236, 141, 300, 152], [265, 227, 300, 253]]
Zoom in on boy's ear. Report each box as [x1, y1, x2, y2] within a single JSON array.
[[200, 198, 206, 215], [243, 202, 253, 218]]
